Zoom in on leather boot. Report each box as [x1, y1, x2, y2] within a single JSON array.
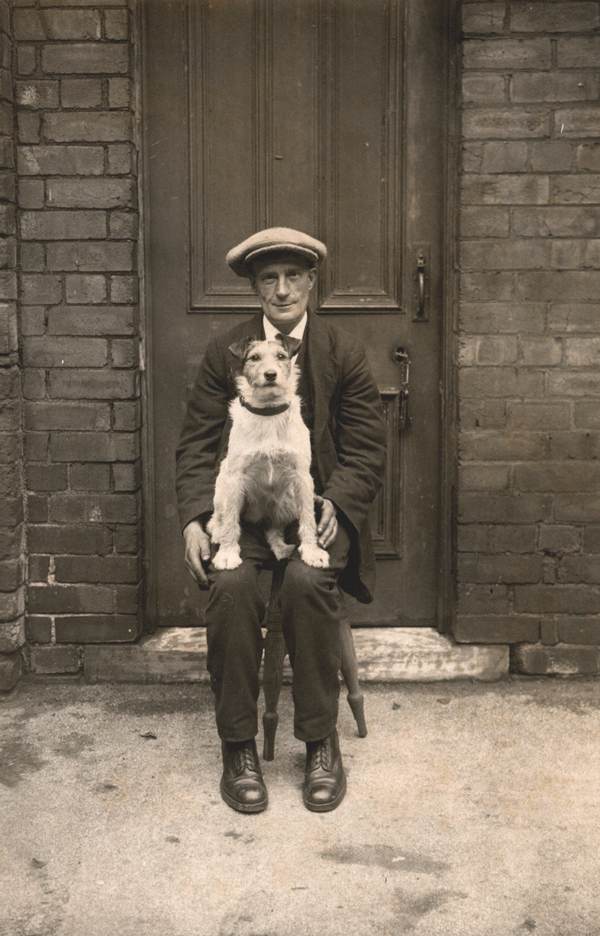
[[303, 729, 347, 812], [220, 739, 268, 813]]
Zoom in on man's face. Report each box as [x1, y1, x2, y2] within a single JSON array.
[[251, 254, 316, 334]]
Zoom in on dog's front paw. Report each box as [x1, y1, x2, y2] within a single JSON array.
[[299, 544, 329, 568], [212, 546, 242, 570]]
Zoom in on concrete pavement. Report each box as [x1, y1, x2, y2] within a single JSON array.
[[1, 678, 600, 936]]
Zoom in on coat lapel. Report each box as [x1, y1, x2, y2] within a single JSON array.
[[306, 312, 337, 442]]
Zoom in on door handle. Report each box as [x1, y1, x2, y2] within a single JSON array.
[[392, 345, 410, 429], [412, 245, 430, 322], [416, 252, 426, 320]]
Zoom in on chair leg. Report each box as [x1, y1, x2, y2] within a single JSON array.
[[339, 619, 367, 738], [262, 629, 286, 760]]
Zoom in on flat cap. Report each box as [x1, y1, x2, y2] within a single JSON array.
[[226, 227, 327, 277]]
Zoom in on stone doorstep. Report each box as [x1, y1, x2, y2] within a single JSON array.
[[83, 627, 509, 684]]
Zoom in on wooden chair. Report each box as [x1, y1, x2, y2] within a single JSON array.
[[261, 561, 367, 761]]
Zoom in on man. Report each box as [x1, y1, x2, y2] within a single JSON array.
[[176, 227, 386, 814]]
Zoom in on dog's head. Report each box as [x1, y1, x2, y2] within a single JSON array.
[[228, 335, 301, 405]]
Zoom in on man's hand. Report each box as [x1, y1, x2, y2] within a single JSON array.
[[316, 497, 338, 550], [183, 519, 212, 589]]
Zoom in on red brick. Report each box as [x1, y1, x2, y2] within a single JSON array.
[[548, 372, 600, 397], [459, 463, 510, 491], [459, 493, 552, 524], [26, 463, 67, 492], [512, 72, 599, 104], [458, 554, 543, 585], [49, 432, 137, 463], [557, 618, 600, 645], [461, 239, 549, 270], [22, 370, 46, 400], [48, 492, 138, 523], [30, 645, 81, 674], [481, 141, 528, 173], [112, 462, 140, 491], [23, 336, 107, 368], [107, 143, 132, 175], [515, 585, 600, 614], [550, 432, 600, 462], [18, 112, 41, 143], [462, 174, 549, 205], [463, 74, 506, 105], [110, 275, 138, 304], [54, 613, 139, 644], [28, 583, 115, 614], [44, 111, 131, 142], [18, 145, 104, 176], [109, 211, 137, 239], [14, 9, 101, 39], [556, 36, 600, 67], [463, 109, 549, 140], [462, 3, 506, 34], [15, 79, 59, 109], [113, 525, 139, 554], [460, 272, 514, 300], [24, 431, 48, 462], [29, 555, 50, 582], [455, 616, 539, 644], [54, 555, 139, 584], [0, 529, 22, 561], [457, 584, 510, 615], [459, 367, 544, 399], [46, 243, 134, 272], [488, 524, 537, 553], [552, 174, 600, 202], [27, 494, 48, 524], [65, 274, 107, 304], [461, 430, 546, 461], [511, 1, 599, 32], [21, 209, 106, 240], [20, 246, 45, 274], [48, 305, 136, 337], [463, 39, 551, 70], [104, 9, 129, 40], [108, 77, 130, 109], [575, 402, 600, 429], [17, 46, 36, 77], [25, 401, 110, 431], [460, 207, 510, 237], [18, 179, 44, 210], [61, 78, 102, 109], [47, 178, 135, 209], [110, 338, 137, 368], [42, 43, 129, 75], [28, 523, 111, 555], [70, 463, 110, 491], [529, 141, 574, 173], [512, 207, 600, 237], [565, 338, 600, 368], [551, 241, 600, 270], [48, 368, 137, 399], [577, 144, 600, 172], [0, 560, 23, 591], [517, 272, 600, 302], [516, 463, 600, 493], [512, 643, 600, 675], [26, 615, 52, 643], [560, 554, 600, 584], [0, 652, 21, 691], [115, 582, 142, 614], [508, 403, 571, 430], [519, 337, 562, 366]]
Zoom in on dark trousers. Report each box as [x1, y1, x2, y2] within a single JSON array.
[[205, 522, 351, 743]]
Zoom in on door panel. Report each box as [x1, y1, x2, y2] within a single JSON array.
[[143, 0, 446, 628]]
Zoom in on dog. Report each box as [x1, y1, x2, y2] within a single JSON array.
[[206, 335, 330, 571]]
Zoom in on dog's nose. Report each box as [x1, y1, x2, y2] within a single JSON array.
[[264, 370, 277, 383]]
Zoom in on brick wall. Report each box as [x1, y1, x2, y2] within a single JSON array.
[[0, 0, 23, 691], [458, 1, 600, 673], [14, 0, 142, 676]]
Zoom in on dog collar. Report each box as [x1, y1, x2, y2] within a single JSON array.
[[240, 398, 290, 417]]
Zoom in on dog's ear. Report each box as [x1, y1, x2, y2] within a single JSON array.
[[228, 338, 253, 361], [275, 334, 302, 358]]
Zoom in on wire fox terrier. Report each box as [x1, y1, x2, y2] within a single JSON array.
[[207, 335, 329, 571]]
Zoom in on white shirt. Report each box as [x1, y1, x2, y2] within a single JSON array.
[[262, 312, 308, 344]]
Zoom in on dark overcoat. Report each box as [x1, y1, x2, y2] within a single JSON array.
[[175, 311, 387, 603]]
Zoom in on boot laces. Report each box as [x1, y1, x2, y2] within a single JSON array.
[[309, 738, 332, 772], [234, 744, 258, 775]]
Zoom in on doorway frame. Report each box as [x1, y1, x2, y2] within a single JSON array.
[[136, 0, 460, 636]]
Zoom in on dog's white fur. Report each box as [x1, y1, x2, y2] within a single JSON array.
[[207, 337, 329, 571]]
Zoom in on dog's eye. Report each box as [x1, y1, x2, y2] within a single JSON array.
[[248, 353, 261, 362], [276, 352, 287, 360]]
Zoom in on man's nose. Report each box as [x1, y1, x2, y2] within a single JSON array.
[[264, 370, 277, 382], [275, 276, 290, 298]]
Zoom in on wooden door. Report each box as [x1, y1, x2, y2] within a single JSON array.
[[143, 0, 447, 628]]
